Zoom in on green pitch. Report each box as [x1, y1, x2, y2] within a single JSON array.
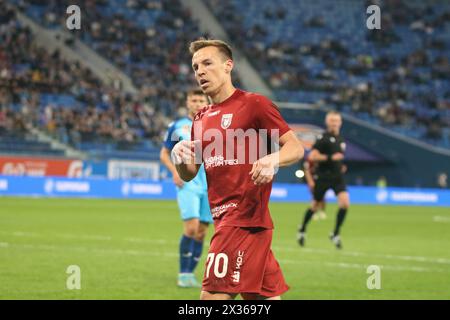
[[0, 197, 449, 299]]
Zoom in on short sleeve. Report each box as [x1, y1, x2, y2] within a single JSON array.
[[254, 96, 290, 138], [191, 118, 204, 162], [191, 118, 202, 142], [163, 122, 178, 150]]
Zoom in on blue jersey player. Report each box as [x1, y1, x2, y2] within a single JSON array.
[[160, 89, 212, 288]]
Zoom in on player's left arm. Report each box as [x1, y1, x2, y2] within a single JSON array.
[[250, 130, 304, 185], [272, 130, 304, 167], [331, 139, 346, 162]]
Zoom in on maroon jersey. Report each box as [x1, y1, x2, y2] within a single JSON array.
[[192, 89, 290, 229]]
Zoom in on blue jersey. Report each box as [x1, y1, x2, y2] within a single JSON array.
[[163, 117, 207, 193]]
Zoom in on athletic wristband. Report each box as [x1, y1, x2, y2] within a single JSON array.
[[327, 155, 332, 161]]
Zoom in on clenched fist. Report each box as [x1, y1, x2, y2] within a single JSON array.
[[249, 154, 278, 186], [171, 140, 201, 165]]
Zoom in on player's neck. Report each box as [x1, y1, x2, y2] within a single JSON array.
[[209, 84, 236, 105]]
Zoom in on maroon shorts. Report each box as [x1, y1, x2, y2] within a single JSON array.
[[202, 226, 289, 298]]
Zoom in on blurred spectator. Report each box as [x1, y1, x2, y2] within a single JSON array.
[[0, 7, 171, 149], [205, 0, 450, 149], [437, 173, 448, 189], [355, 176, 365, 186], [376, 176, 388, 188]]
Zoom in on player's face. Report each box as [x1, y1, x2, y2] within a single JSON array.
[[326, 114, 342, 134], [186, 94, 208, 117], [192, 46, 232, 96]]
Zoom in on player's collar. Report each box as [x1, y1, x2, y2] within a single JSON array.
[[211, 88, 241, 108]]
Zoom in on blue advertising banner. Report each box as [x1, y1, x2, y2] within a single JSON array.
[[0, 176, 449, 206], [270, 183, 450, 206], [82, 160, 108, 178], [0, 176, 176, 200]]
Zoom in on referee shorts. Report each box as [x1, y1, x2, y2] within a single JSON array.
[[313, 176, 347, 201]]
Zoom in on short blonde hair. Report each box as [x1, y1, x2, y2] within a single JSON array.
[[187, 89, 206, 97], [189, 38, 233, 60], [326, 110, 341, 117]]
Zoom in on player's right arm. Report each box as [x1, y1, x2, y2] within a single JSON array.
[[309, 136, 344, 162], [309, 135, 327, 162], [172, 140, 201, 182], [160, 121, 186, 187], [308, 149, 328, 162], [303, 161, 315, 190], [309, 149, 344, 162], [160, 146, 184, 187]]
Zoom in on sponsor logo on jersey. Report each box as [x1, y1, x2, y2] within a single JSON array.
[[211, 202, 238, 218], [232, 251, 244, 283], [205, 156, 239, 169], [208, 110, 221, 117]]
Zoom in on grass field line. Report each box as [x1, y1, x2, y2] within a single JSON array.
[[2, 229, 450, 266], [272, 245, 450, 266], [433, 216, 450, 223], [124, 237, 168, 244], [279, 258, 449, 273], [0, 231, 165, 243], [0, 199, 177, 209], [0, 241, 179, 258], [55, 234, 112, 241], [1, 241, 449, 274]]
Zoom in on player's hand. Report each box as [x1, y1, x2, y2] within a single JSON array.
[[172, 173, 184, 187], [331, 152, 344, 161], [249, 154, 278, 186], [308, 182, 315, 191], [171, 140, 200, 165]]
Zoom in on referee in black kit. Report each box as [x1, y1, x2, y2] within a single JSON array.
[[297, 111, 350, 249]]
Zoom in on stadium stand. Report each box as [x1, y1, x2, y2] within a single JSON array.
[[4, 0, 246, 159], [205, 0, 450, 149], [1, 0, 449, 185], [9, 0, 217, 111], [0, 4, 65, 156], [0, 110, 65, 156], [1, 1, 176, 159], [10, 0, 449, 151]]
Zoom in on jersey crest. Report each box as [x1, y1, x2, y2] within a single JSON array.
[[221, 114, 233, 129]]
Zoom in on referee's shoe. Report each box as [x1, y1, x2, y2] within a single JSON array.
[[297, 230, 306, 247], [329, 233, 342, 249]]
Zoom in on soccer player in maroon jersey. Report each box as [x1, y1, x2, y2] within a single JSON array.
[[171, 39, 304, 300]]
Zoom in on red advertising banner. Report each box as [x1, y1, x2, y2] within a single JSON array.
[[0, 156, 83, 177]]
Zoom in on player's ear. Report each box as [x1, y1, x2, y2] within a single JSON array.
[[224, 59, 233, 74]]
